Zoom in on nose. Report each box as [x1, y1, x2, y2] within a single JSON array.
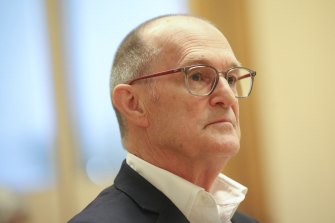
[[209, 77, 237, 107]]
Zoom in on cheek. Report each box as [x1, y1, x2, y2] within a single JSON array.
[[236, 123, 241, 139], [146, 95, 183, 129], [233, 102, 240, 118], [233, 104, 241, 138], [146, 80, 204, 131]]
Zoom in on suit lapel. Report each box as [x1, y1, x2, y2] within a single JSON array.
[[114, 161, 189, 223]]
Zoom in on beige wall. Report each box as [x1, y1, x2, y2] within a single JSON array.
[[247, 0, 335, 222]]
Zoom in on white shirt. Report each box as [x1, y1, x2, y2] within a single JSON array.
[[126, 153, 247, 223]]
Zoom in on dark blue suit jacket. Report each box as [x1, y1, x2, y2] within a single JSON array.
[[69, 161, 258, 223]]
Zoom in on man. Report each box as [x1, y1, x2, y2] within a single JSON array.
[[69, 14, 257, 223]]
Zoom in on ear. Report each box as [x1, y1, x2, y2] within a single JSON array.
[[112, 84, 149, 128]]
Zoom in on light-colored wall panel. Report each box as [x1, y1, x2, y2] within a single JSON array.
[[246, 0, 335, 222]]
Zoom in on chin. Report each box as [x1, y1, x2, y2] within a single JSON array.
[[214, 138, 240, 157]]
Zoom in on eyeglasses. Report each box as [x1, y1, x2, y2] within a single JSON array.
[[126, 64, 256, 98]]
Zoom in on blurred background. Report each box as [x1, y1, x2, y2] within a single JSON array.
[[1, 0, 334, 222]]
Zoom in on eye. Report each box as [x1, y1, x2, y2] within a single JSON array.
[[188, 70, 212, 83], [190, 72, 202, 81], [227, 75, 237, 86]]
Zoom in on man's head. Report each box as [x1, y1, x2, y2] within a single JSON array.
[[111, 15, 253, 178]]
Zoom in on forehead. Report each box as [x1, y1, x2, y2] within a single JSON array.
[[145, 17, 238, 69]]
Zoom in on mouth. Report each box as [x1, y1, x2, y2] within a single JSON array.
[[205, 119, 235, 129]]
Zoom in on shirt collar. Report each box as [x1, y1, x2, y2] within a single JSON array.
[[126, 153, 247, 223]]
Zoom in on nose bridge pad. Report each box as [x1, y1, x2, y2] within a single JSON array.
[[217, 72, 229, 89], [218, 71, 228, 82], [215, 73, 235, 98]]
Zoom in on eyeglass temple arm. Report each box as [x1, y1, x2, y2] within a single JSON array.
[[237, 72, 256, 81], [126, 68, 183, 85]]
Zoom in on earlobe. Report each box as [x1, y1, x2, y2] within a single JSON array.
[[112, 84, 148, 127]]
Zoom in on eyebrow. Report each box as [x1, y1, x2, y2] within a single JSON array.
[[179, 57, 242, 69]]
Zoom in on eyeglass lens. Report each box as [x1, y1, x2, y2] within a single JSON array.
[[186, 66, 253, 97]]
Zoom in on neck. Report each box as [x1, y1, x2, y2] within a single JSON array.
[[126, 137, 229, 191], [156, 155, 229, 191]]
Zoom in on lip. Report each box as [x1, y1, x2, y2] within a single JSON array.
[[205, 118, 235, 128]]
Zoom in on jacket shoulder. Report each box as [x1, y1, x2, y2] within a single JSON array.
[[232, 211, 259, 223], [68, 161, 189, 223], [68, 185, 158, 223]]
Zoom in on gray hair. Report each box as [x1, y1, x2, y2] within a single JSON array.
[[110, 17, 163, 139]]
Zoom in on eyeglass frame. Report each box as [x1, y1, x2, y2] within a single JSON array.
[[126, 64, 256, 98]]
